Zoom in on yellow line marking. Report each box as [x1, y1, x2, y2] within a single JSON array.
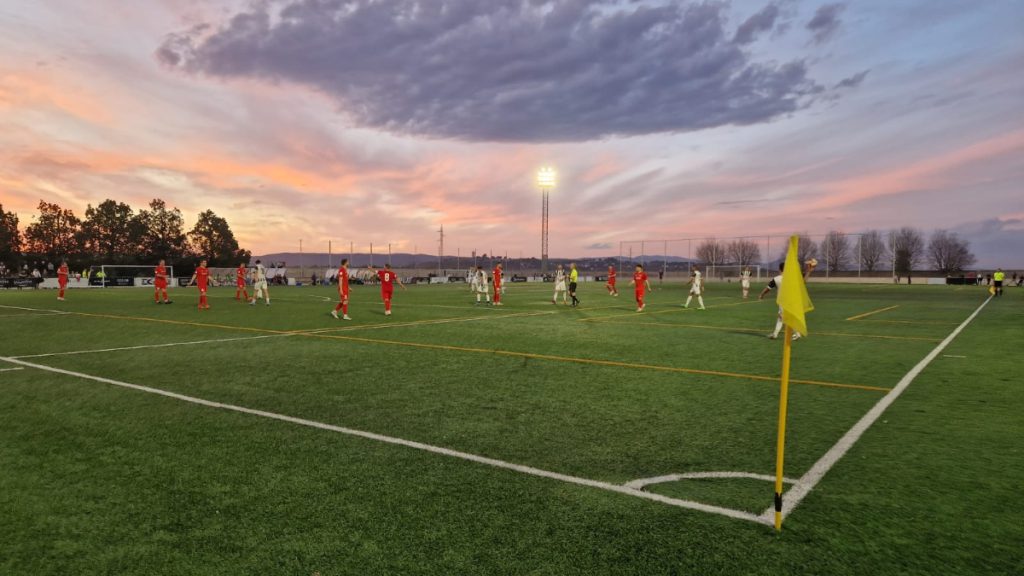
[[845, 305, 899, 321], [305, 310, 554, 334], [52, 310, 885, 393], [589, 319, 943, 342]]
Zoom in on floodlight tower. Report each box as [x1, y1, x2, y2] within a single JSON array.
[[536, 166, 556, 274]]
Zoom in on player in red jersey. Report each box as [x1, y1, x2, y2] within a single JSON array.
[[234, 262, 249, 301], [370, 263, 405, 316], [606, 265, 619, 296], [188, 259, 212, 310], [629, 263, 652, 312], [492, 262, 504, 306], [330, 258, 352, 320], [153, 259, 171, 303], [56, 260, 69, 301]]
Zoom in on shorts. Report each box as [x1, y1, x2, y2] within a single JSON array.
[[58, 279, 68, 288], [382, 288, 394, 300], [569, 282, 578, 292], [198, 284, 208, 293], [155, 279, 167, 289], [475, 284, 489, 294], [254, 280, 268, 292], [994, 280, 1003, 288], [236, 280, 246, 288], [741, 279, 750, 289], [340, 289, 350, 300], [607, 279, 616, 286], [555, 281, 566, 291], [689, 286, 702, 295]]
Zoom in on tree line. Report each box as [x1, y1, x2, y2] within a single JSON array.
[[692, 228, 976, 275], [0, 199, 250, 275]]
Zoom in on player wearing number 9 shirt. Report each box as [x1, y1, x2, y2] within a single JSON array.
[[370, 263, 406, 316]]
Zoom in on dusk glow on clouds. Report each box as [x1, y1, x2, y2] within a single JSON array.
[[1, 0, 1022, 265]]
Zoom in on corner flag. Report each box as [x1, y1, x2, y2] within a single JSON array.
[[772, 235, 815, 531], [777, 236, 814, 335]]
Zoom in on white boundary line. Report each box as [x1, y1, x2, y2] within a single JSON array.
[[10, 334, 292, 359], [0, 355, 768, 526], [0, 367, 25, 372], [762, 296, 992, 522]]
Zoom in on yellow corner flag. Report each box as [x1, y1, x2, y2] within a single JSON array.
[[776, 235, 814, 335], [773, 235, 815, 531]]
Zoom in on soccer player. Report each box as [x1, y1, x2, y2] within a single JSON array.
[[370, 263, 405, 315], [56, 259, 68, 301], [188, 259, 211, 310], [492, 262, 504, 306], [993, 268, 1005, 296], [629, 264, 651, 312], [568, 262, 580, 307], [473, 266, 491, 305], [740, 266, 752, 299], [606, 265, 619, 296], [250, 259, 270, 306], [154, 259, 171, 304], [552, 264, 567, 305], [684, 266, 706, 310], [759, 260, 816, 340], [330, 258, 352, 320], [234, 261, 250, 301]]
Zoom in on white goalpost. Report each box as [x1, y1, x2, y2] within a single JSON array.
[[89, 265, 175, 288], [703, 264, 763, 283]]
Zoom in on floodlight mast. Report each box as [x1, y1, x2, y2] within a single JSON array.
[[537, 167, 556, 274]]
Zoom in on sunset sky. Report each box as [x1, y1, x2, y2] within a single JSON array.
[[1, 1, 1021, 266]]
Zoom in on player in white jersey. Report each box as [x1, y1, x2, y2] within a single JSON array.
[[249, 259, 270, 306], [740, 266, 752, 299], [552, 264, 568, 305], [472, 266, 490, 305], [683, 266, 705, 310], [759, 260, 816, 340]]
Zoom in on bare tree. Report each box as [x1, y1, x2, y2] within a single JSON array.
[[822, 231, 851, 272], [695, 239, 727, 265], [859, 230, 886, 272], [726, 238, 761, 265], [889, 227, 925, 279], [780, 233, 817, 263], [928, 230, 976, 274]]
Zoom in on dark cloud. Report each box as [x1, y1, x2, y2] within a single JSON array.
[[157, 0, 825, 142], [952, 218, 1024, 268], [834, 69, 869, 89], [806, 3, 845, 45], [585, 242, 613, 250], [733, 4, 780, 44]]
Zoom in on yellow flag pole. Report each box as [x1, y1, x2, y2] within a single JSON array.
[[774, 324, 793, 531]]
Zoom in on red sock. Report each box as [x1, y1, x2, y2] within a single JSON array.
[[155, 291, 160, 302], [385, 300, 391, 312], [343, 303, 348, 315], [59, 288, 65, 298], [243, 290, 249, 300], [334, 302, 343, 312], [162, 290, 168, 301]]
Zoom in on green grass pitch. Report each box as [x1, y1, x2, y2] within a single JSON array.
[[1, 280, 1021, 575]]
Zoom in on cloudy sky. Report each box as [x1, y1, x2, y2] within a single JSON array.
[[1, 0, 1021, 265]]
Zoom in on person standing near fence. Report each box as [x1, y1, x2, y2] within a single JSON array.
[[492, 262, 504, 306], [684, 266, 705, 310], [331, 258, 352, 320], [630, 264, 651, 312], [568, 262, 580, 307], [250, 259, 270, 306], [188, 259, 211, 310], [606, 265, 618, 296], [993, 268, 1005, 296], [235, 261, 250, 302], [741, 266, 752, 299], [154, 259, 171, 304], [56, 260, 68, 301]]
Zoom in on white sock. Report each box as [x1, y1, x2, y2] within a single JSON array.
[[685, 296, 692, 307], [773, 319, 783, 337], [698, 296, 704, 308]]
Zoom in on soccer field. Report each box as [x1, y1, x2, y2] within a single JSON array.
[[1, 281, 1021, 575]]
